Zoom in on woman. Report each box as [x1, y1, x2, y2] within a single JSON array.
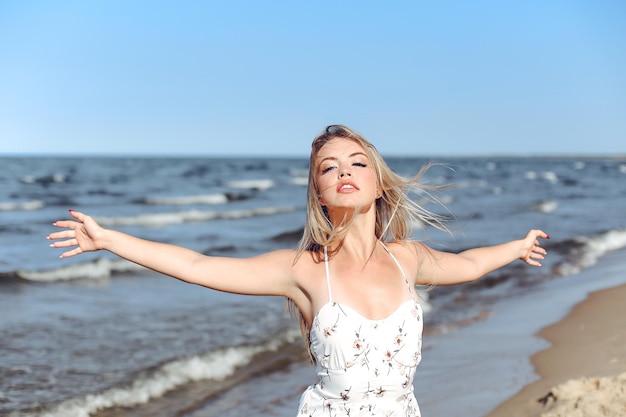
[[48, 125, 548, 416]]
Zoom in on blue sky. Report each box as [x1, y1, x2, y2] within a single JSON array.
[[1, 1, 624, 156]]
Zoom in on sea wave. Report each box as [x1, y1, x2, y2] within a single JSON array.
[[289, 168, 309, 177], [524, 170, 558, 183], [432, 228, 626, 313], [144, 194, 229, 205], [12, 258, 144, 283], [20, 174, 67, 185], [95, 206, 295, 227], [289, 176, 308, 186], [530, 199, 558, 213], [0, 200, 45, 211], [141, 193, 249, 206], [455, 179, 488, 189], [8, 329, 302, 417], [224, 179, 274, 191], [269, 227, 304, 244], [553, 228, 626, 276]]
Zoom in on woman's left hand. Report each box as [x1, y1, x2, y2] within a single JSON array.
[[519, 229, 550, 266]]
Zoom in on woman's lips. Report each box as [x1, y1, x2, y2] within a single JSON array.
[[337, 181, 359, 192]]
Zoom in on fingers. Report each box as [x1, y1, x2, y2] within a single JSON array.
[[60, 247, 83, 259], [524, 238, 548, 266], [520, 232, 548, 267], [69, 209, 91, 223], [48, 229, 75, 240], [527, 229, 549, 258], [47, 224, 77, 247], [49, 210, 88, 237], [533, 243, 547, 256], [48, 210, 84, 257], [528, 229, 550, 241], [524, 255, 538, 265], [523, 256, 542, 267], [50, 211, 86, 230], [50, 238, 78, 249], [52, 220, 77, 229], [48, 238, 81, 258], [48, 229, 79, 257]]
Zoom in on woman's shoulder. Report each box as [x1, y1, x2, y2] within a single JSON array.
[[251, 249, 323, 289], [385, 239, 425, 254], [265, 248, 323, 271], [384, 240, 433, 268]]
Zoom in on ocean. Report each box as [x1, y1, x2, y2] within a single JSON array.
[[1, 155, 625, 417]]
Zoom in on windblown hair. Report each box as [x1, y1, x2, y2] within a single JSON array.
[[288, 125, 450, 358], [299, 125, 448, 251]]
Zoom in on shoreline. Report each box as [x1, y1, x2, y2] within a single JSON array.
[[485, 282, 626, 417]]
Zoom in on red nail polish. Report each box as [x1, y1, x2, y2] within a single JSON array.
[[546, 234, 550, 239], [69, 209, 75, 213]]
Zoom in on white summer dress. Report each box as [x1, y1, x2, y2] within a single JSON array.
[[297, 244, 423, 417]]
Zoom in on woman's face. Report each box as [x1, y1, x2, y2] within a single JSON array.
[[315, 137, 379, 212]]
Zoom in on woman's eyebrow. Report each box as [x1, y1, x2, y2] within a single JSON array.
[[318, 152, 368, 164]]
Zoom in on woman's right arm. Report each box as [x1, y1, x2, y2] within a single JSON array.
[[48, 210, 298, 297]]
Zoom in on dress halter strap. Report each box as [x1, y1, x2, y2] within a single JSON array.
[[323, 246, 333, 303], [379, 242, 405, 276], [379, 242, 415, 300]]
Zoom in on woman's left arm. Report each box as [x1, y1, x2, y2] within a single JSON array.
[[416, 229, 549, 286]]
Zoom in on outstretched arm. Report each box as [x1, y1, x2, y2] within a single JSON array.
[[415, 229, 549, 286], [48, 210, 297, 297]]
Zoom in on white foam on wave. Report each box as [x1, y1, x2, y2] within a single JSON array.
[[554, 228, 626, 276], [144, 194, 229, 205], [9, 329, 301, 417], [289, 177, 308, 186], [225, 179, 274, 191], [0, 200, 44, 211], [524, 170, 558, 183], [20, 174, 66, 184], [524, 171, 538, 180], [531, 199, 558, 213], [541, 171, 558, 183], [455, 179, 488, 189], [96, 206, 295, 227], [288, 169, 309, 186], [289, 168, 309, 177], [17, 258, 144, 282]]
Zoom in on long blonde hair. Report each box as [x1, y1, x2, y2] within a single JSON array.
[[288, 125, 449, 356]]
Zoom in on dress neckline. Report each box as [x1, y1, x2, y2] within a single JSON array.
[[319, 242, 417, 322], [313, 298, 418, 324]]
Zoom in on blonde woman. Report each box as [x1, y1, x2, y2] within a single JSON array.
[[49, 125, 548, 416]]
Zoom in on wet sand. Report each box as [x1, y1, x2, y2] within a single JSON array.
[[485, 282, 626, 417]]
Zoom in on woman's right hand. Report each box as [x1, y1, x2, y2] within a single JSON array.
[[48, 210, 107, 258]]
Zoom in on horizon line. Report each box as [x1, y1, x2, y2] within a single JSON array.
[[1, 152, 625, 159]]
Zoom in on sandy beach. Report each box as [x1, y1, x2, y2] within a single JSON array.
[[485, 282, 626, 417]]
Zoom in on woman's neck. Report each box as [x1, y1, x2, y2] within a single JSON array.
[[328, 210, 379, 262]]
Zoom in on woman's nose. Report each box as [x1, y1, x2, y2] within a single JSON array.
[[339, 168, 351, 178]]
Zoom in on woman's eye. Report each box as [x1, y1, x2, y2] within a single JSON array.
[[321, 166, 335, 174], [352, 162, 367, 168]]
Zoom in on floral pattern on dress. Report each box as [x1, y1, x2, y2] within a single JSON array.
[[300, 300, 423, 417], [297, 244, 423, 417]]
